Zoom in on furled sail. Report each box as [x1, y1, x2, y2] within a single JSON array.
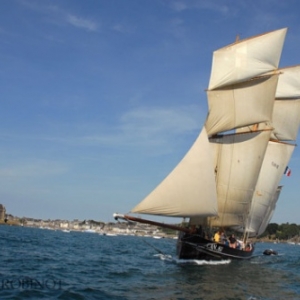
[[131, 128, 218, 217], [208, 28, 287, 90], [245, 142, 295, 234]]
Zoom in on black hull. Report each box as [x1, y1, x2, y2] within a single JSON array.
[[177, 232, 254, 260]]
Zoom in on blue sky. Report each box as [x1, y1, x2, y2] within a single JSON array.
[[1, 0, 300, 224]]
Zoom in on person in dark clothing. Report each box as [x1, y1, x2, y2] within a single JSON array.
[[229, 234, 237, 248]]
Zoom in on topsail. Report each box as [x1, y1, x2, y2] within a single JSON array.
[[208, 28, 286, 90]]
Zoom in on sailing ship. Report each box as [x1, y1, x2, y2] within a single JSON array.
[[114, 28, 300, 260]]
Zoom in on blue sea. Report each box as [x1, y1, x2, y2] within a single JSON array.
[[0, 226, 300, 300]]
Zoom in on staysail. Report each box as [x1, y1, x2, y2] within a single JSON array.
[[131, 127, 218, 217]]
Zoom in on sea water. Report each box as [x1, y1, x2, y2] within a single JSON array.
[[0, 225, 299, 300]]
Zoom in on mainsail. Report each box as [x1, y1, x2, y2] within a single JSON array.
[[129, 28, 297, 238], [207, 130, 272, 228]]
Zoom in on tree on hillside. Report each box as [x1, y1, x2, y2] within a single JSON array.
[[260, 223, 300, 240], [277, 223, 299, 240], [266, 223, 278, 235]]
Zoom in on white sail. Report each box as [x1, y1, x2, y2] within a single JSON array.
[[246, 142, 295, 234], [131, 128, 218, 217], [208, 130, 271, 227], [271, 66, 300, 141], [257, 186, 283, 236], [206, 74, 279, 136], [271, 99, 300, 141], [276, 65, 300, 98], [208, 28, 287, 90]]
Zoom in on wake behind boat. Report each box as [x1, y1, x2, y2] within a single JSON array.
[[114, 28, 300, 261]]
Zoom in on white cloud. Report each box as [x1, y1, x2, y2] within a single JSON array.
[[80, 105, 202, 154], [169, 0, 230, 15], [112, 23, 134, 34], [0, 104, 204, 159], [171, 1, 188, 12], [0, 160, 68, 178], [20, 1, 98, 32], [66, 14, 98, 31], [120, 106, 199, 135]]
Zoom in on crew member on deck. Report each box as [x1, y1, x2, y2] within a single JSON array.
[[190, 225, 197, 234], [214, 230, 221, 243], [220, 231, 227, 244], [245, 243, 252, 251], [229, 234, 237, 248]]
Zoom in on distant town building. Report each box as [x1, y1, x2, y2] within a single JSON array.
[[0, 204, 6, 220]]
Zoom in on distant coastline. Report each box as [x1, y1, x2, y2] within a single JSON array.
[[0, 216, 177, 239], [1, 217, 300, 244]]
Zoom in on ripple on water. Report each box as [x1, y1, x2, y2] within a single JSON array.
[[1, 227, 300, 299]]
